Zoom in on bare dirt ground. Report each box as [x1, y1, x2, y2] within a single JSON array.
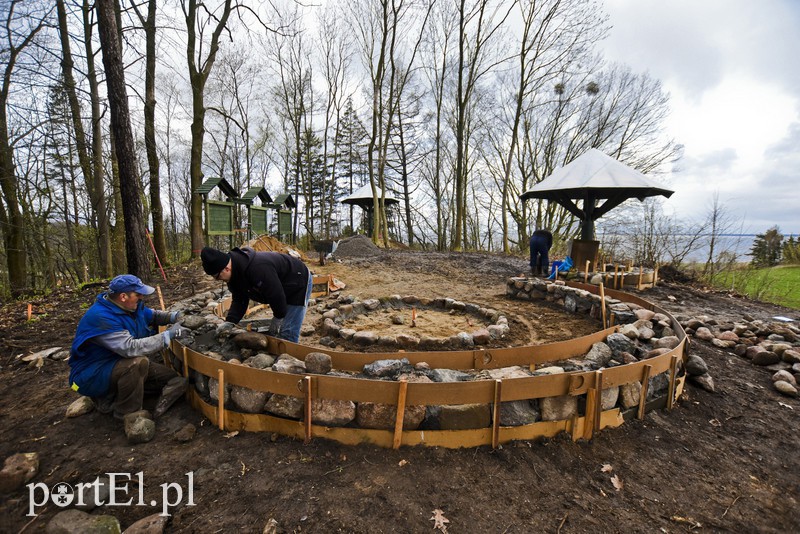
[[1, 250, 798, 533]]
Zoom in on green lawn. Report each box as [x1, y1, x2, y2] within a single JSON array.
[[711, 265, 800, 310]]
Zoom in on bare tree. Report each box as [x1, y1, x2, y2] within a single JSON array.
[[0, 1, 53, 295], [129, 0, 167, 264], [183, 0, 233, 257], [96, 0, 150, 276]]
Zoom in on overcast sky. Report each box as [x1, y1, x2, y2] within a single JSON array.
[[600, 0, 800, 236]]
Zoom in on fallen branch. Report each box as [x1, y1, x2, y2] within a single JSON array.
[[721, 495, 741, 519]]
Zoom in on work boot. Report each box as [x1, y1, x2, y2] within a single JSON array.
[[93, 393, 115, 415], [153, 377, 189, 418]]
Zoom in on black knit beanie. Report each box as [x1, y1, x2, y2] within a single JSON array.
[[201, 247, 230, 276]]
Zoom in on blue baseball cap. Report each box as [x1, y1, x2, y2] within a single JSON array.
[[109, 274, 155, 295]]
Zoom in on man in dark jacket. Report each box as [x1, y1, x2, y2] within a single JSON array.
[[529, 229, 553, 277], [201, 246, 313, 343], [69, 275, 188, 421]]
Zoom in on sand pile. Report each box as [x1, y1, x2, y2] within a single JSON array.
[[332, 235, 383, 259]]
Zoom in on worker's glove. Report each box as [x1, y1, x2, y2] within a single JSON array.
[[169, 310, 185, 323], [267, 318, 283, 337], [163, 323, 188, 345], [216, 321, 235, 335]]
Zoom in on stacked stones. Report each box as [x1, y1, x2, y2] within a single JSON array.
[[679, 314, 800, 398], [316, 294, 509, 350]]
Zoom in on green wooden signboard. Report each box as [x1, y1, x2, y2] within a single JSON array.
[[249, 206, 268, 235], [206, 200, 233, 235], [278, 210, 292, 236]]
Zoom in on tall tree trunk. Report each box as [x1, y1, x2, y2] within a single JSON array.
[[83, 0, 112, 276], [185, 0, 233, 257], [132, 0, 168, 265], [0, 4, 46, 295], [96, 0, 150, 277]]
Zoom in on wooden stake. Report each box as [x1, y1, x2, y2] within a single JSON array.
[[594, 370, 603, 433], [26, 303, 32, 321], [609, 312, 615, 327], [613, 264, 619, 289], [217, 369, 225, 431], [637, 365, 652, 420], [492, 379, 502, 449], [638, 265, 643, 290], [304, 376, 313, 444], [599, 283, 607, 329], [392, 379, 408, 449], [181, 346, 189, 378], [584, 260, 590, 284], [654, 263, 660, 286], [667, 355, 680, 411], [411, 307, 417, 328], [584, 388, 597, 441], [594, 252, 600, 272], [156, 285, 166, 311]]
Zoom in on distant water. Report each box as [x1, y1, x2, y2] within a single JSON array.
[[684, 234, 757, 263]]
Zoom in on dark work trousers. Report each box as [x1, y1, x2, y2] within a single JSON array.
[[110, 357, 177, 417], [529, 235, 550, 276]]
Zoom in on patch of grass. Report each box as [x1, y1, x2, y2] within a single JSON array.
[[710, 265, 800, 310]]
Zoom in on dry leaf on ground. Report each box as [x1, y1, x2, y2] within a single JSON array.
[[600, 463, 613, 473], [430, 509, 449, 532], [610, 474, 623, 491]]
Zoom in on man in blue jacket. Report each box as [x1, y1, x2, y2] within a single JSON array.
[[201, 246, 313, 343], [69, 275, 188, 420]]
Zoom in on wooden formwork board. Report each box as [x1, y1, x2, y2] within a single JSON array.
[[171, 280, 690, 448], [187, 388, 627, 448]]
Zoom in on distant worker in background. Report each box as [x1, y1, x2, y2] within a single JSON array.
[[201, 246, 313, 343], [529, 229, 553, 277], [69, 275, 188, 421]]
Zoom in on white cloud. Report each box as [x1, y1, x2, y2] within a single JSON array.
[[601, 0, 800, 234]]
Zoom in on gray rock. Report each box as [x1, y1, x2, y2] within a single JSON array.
[[339, 328, 356, 340], [124, 412, 155, 444], [438, 404, 492, 429], [0, 452, 39, 493], [233, 331, 269, 350], [717, 331, 740, 342], [647, 373, 669, 400], [774, 380, 798, 397], [65, 397, 95, 418], [685, 355, 709, 376], [711, 338, 736, 349], [272, 354, 306, 374], [181, 315, 207, 330], [472, 329, 491, 345], [353, 331, 378, 346], [585, 342, 613, 367], [208, 377, 230, 404], [245, 354, 275, 369], [430, 369, 471, 382], [620, 382, 642, 409], [192, 371, 209, 396], [304, 352, 332, 374], [231, 386, 269, 413], [772, 370, 796, 386], [311, 399, 356, 426], [619, 324, 639, 339], [122, 513, 167, 534], [498, 400, 539, 426], [745, 345, 767, 360], [264, 394, 304, 419], [540, 396, 579, 421], [356, 401, 426, 430], [46, 509, 121, 534], [782, 349, 800, 364], [606, 333, 636, 355], [532, 366, 565, 376], [654, 336, 681, 350], [174, 424, 196, 443], [752, 351, 781, 366], [484, 366, 531, 380], [689, 373, 716, 393], [694, 327, 714, 341], [643, 348, 671, 360], [363, 358, 409, 377], [396, 334, 420, 349], [601, 387, 620, 410]]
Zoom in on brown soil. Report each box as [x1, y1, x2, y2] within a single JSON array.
[[1, 251, 798, 533]]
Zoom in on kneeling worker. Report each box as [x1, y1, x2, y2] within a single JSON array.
[[201, 246, 313, 343], [69, 275, 188, 420]]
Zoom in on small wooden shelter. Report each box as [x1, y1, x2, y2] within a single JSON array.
[[341, 183, 400, 235]]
